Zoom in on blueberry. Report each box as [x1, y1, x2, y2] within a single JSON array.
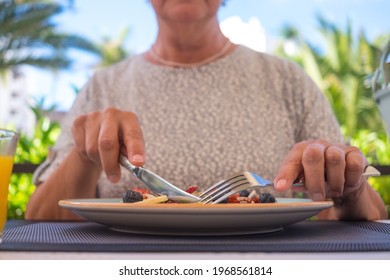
[[259, 192, 276, 203], [122, 190, 143, 203], [239, 190, 250, 197]]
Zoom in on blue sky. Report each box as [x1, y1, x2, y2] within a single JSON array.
[[27, 0, 390, 111]]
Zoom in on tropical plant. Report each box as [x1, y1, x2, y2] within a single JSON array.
[[93, 27, 132, 69], [0, 0, 99, 72], [276, 16, 388, 138], [8, 97, 61, 219], [3, 1, 134, 219], [275, 15, 390, 214]]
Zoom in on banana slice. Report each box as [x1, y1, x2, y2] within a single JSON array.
[[135, 195, 168, 204]]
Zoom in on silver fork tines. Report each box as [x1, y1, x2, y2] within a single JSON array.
[[198, 171, 303, 204], [197, 166, 380, 204], [199, 172, 256, 204]]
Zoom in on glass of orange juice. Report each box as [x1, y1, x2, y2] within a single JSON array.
[[0, 129, 19, 243]]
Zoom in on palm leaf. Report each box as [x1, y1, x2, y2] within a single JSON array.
[[0, 0, 98, 70]]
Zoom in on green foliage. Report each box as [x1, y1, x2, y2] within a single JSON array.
[[93, 27, 132, 69], [3, 0, 128, 219], [349, 129, 390, 164], [349, 129, 390, 217], [8, 98, 60, 219], [0, 0, 99, 72], [276, 16, 387, 139], [2, 0, 93, 219], [275, 16, 390, 214], [370, 177, 390, 216]]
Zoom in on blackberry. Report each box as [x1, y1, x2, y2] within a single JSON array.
[[239, 189, 250, 197], [122, 190, 143, 203], [259, 192, 276, 203]]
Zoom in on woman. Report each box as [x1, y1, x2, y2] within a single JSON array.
[[25, 0, 387, 220]]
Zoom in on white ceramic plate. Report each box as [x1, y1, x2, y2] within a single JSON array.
[[59, 198, 333, 236]]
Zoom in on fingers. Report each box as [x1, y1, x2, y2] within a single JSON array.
[[274, 141, 307, 191], [301, 143, 326, 201], [72, 112, 103, 164], [324, 146, 346, 198], [344, 148, 367, 193], [274, 140, 368, 201], [99, 109, 121, 182], [120, 112, 145, 166], [71, 108, 146, 183], [72, 115, 87, 157], [85, 112, 103, 164]]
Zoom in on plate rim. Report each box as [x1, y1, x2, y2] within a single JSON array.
[[58, 198, 333, 236], [59, 197, 334, 213]]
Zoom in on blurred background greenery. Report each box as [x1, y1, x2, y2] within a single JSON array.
[[2, 0, 390, 219]]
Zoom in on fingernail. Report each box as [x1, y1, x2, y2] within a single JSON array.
[[312, 193, 324, 201], [108, 174, 120, 183], [275, 179, 287, 191], [132, 154, 144, 164]]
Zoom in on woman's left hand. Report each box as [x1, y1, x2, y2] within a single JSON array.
[[273, 140, 369, 201]]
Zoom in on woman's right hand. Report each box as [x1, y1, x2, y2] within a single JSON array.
[[71, 107, 145, 183]]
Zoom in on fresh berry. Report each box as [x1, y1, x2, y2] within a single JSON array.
[[259, 192, 276, 203], [131, 188, 150, 195], [239, 190, 250, 197], [122, 190, 143, 203], [186, 186, 198, 194], [228, 193, 240, 203]]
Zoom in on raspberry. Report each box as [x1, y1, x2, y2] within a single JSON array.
[[186, 186, 198, 194], [228, 193, 240, 203]]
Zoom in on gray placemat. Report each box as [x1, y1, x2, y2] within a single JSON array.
[[1, 220, 390, 252]]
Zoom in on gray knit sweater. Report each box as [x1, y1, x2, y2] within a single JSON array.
[[34, 45, 344, 198]]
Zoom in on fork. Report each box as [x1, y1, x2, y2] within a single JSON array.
[[197, 171, 303, 204], [197, 166, 381, 204], [120, 152, 380, 204]]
